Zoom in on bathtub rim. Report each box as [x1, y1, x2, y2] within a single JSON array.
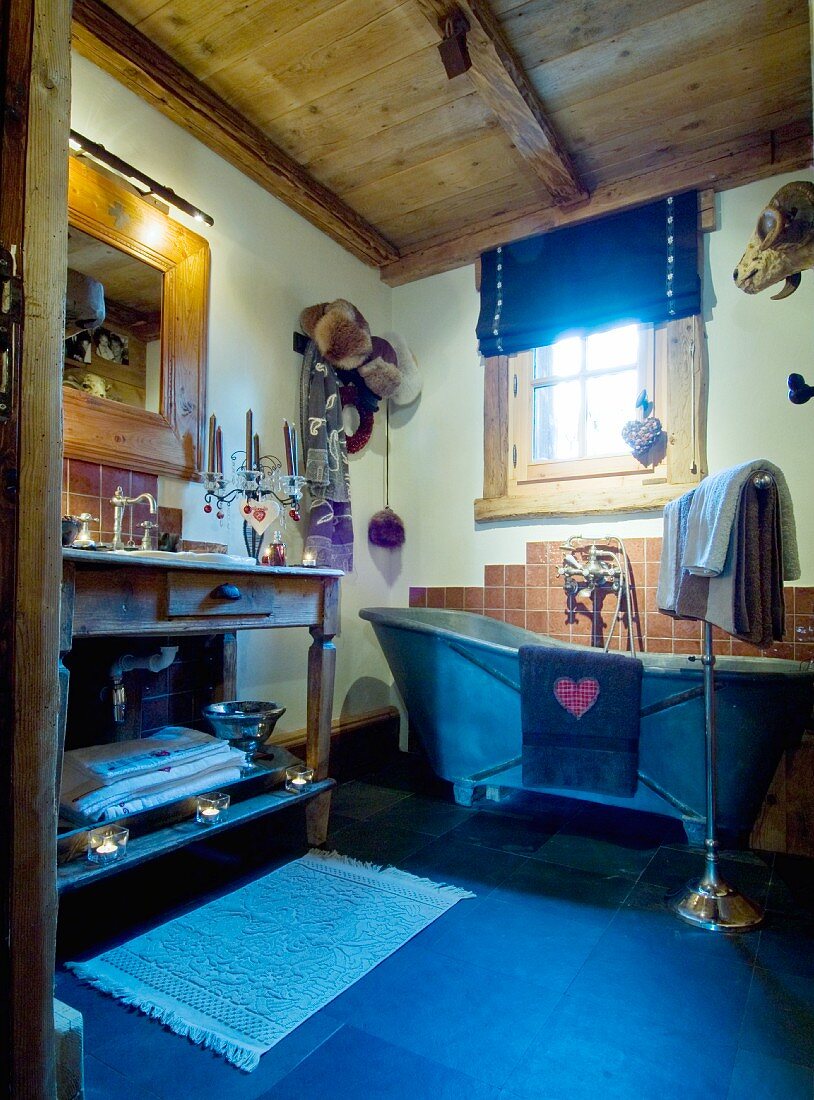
[[360, 606, 814, 682]]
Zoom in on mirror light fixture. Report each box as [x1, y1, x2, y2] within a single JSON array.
[[69, 130, 215, 227]]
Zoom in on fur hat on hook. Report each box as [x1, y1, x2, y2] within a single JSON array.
[[382, 332, 422, 406], [300, 299, 372, 370], [358, 336, 402, 399]]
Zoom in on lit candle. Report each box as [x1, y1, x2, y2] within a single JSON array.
[[302, 548, 317, 567], [200, 806, 220, 822], [95, 839, 118, 857], [245, 409, 253, 468], [285, 765, 314, 792]]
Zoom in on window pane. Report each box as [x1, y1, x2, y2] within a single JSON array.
[[533, 379, 580, 461], [585, 369, 637, 456], [586, 323, 639, 372], [534, 336, 582, 380]]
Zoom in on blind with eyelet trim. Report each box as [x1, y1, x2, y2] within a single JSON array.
[[476, 192, 700, 359]]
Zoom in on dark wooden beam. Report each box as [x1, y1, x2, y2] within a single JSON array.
[[380, 120, 812, 286], [415, 0, 587, 205], [71, 0, 400, 268]]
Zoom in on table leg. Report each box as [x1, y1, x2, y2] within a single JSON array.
[[305, 624, 336, 845]]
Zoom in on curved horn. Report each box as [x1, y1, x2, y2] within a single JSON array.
[[771, 272, 802, 300]]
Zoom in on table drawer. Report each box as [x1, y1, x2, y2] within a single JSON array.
[[167, 572, 276, 617]]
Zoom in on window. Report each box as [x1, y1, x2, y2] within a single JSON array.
[[478, 315, 708, 521], [512, 322, 654, 484]]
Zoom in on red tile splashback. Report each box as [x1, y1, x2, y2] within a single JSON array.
[[407, 535, 814, 661]]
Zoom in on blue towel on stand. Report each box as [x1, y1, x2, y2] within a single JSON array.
[[520, 644, 643, 797]]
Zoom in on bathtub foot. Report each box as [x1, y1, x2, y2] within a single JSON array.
[[681, 816, 706, 848], [453, 782, 482, 808]]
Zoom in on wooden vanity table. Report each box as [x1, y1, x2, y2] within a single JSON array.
[[58, 549, 342, 889]]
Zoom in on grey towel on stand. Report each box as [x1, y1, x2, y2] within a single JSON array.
[[682, 458, 800, 581], [656, 489, 694, 613], [671, 470, 789, 646]]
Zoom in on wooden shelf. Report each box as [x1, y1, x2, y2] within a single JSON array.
[[57, 747, 334, 893]]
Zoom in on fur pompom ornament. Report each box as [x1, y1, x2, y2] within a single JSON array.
[[368, 506, 406, 548]]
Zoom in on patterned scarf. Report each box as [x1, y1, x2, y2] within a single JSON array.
[[299, 340, 353, 572]]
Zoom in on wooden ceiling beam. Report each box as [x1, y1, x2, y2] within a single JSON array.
[[71, 0, 399, 268], [415, 0, 587, 205], [380, 120, 812, 286]]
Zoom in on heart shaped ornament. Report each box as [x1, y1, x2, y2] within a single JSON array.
[[241, 497, 281, 536], [553, 677, 600, 719]]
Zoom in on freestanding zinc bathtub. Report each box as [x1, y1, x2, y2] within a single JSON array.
[[360, 607, 814, 842]]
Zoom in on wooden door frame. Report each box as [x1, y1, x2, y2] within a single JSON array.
[[1, 0, 70, 1095]]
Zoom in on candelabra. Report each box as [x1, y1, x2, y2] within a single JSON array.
[[203, 451, 306, 560]]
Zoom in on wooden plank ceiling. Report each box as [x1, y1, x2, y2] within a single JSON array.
[[73, 0, 812, 285]]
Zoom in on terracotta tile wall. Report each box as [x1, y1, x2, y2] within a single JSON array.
[[409, 537, 814, 662], [63, 458, 159, 547]]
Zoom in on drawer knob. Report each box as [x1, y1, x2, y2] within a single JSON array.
[[210, 583, 241, 601]]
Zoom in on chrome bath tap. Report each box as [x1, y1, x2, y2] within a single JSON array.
[[110, 485, 157, 550]]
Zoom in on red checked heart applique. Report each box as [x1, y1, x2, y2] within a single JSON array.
[[553, 677, 600, 719]]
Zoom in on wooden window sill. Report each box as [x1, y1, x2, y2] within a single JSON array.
[[474, 478, 699, 522]]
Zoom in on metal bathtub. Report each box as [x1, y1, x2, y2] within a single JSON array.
[[360, 606, 814, 841]]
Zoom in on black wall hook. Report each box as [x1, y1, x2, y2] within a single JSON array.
[[787, 373, 814, 405]]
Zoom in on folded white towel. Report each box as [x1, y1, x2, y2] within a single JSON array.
[[60, 743, 243, 820], [60, 752, 246, 824], [75, 727, 228, 783], [682, 459, 800, 581]]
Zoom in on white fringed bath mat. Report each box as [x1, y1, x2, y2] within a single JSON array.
[[67, 850, 473, 1071]]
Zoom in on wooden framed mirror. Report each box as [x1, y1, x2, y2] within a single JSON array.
[[64, 155, 209, 480]]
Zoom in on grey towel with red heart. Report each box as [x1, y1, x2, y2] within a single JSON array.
[[519, 644, 643, 797]]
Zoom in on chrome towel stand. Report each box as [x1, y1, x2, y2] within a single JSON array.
[[671, 470, 773, 932]]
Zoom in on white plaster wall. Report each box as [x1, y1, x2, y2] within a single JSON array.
[[71, 54, 396, 733], [390, 171, 814, 592]]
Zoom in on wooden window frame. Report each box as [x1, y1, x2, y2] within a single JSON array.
[[476, 315, 708, 521]]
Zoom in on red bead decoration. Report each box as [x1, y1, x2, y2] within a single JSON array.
[[289, 508, 300, 521], [203, 504, 212, 514], [216, 511, 224, 520], [243, 504, 251, 515]]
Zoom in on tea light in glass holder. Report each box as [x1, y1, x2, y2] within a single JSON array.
[[87, 825, 129, 864], [301, 548, 317, 567], [196, 792, 230, 825], [285, 765, 314, 793]]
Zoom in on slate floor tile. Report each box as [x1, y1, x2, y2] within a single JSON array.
[[329, 938, 561, 1087], [329, 781, 411, 821], [495, 853, 635, 913], [740, 968, 814, 1067], [445, 808, 560, 856], [427, 894, 611, 995], [641, 844, 773, 901], [507, 990, 738, 1100], [365, 793, 473, 837], [399, 836, 528, 896], [90, 1002, 345, 1100], [363, 753, 452, 798], [261, 1024, 502, 1099], [769, 854, 814, 915], [326, 819, 432, 865], [531, 826, 659, 879], [727, 1048, 814, 1100], [84, 1054, 162, 1100], [755, 912, 814, 980]]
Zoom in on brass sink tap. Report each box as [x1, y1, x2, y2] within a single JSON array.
[[110, 485, 157, 551]]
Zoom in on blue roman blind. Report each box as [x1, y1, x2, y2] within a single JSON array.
[[476, 193, 700, 358]]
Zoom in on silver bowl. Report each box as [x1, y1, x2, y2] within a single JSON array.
[[202, 700, 286, 760]]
